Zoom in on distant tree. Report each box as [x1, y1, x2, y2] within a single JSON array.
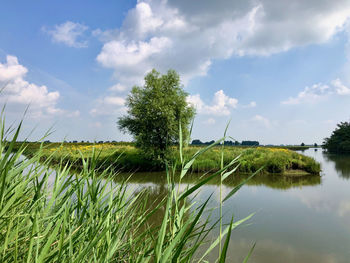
[[323, 121, 350, 153], [241, 141, 259, 146], [301, 142, 305, 146], [224, 140, 234, 146], [234, 141, 240, 146], [118, 69, 195, 160], [314, 143, 318, 147], [73, 140, 77, 143], [191, 139, 202, 145], [204, 140, 215, 145]]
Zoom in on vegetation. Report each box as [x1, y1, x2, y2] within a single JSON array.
[[118, 69, 195, 160], [191, 140, 259, 146], [16, 142, 321, 175], [0, 114, 254, 262], [323, 121, 350, 153]]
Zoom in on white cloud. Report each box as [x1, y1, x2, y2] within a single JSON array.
[[252, 114, 270, 128], [207, 90, 238, 115], [282, 79, 350, 105], [95, 0, 350, 87], [331, 78, 350, 95], [109, 83, 127, 92], [44, 21, 88, 48], [186, 94, 204, 111], [122, 2, 164, 39], [103, 96, 125, 106], [97, 36, 172, 85], [187, 90, 238, 116], [203, 118, 216, 125], [282, 83, 331, 105], [0, 55, 27, 81], [90, 95, 126, 116], [243, 101, 257, 108], [0, 55, 71, 118]]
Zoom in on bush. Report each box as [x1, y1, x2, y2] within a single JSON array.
[[323, 121, 350, 153]]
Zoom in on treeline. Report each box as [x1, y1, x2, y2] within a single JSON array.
[[191, 139, 259, 146]]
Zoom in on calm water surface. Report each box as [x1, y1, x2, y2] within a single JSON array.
[[120, 149, 350, 262]]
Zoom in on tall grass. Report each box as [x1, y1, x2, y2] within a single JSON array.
[[0, 113, 255, 262]]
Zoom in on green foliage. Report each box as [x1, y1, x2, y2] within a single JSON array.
[[118, 69, 195, 160], [17, 142, 321, 175], [0, 112, 254, 262], [323, 121, 350, 153]]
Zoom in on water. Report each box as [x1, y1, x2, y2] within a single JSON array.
[[116, 148, 350, 262]]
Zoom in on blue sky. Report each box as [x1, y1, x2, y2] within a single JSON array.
[[1, 0, 350, 144]]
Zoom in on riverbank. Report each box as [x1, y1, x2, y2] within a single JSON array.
[[15, 142, 321, 175]]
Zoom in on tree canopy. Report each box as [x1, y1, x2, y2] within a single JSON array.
[[118, 69, 195, 159], [323, 121, 350, 153]]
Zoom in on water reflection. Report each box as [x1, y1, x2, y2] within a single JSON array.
[[324, 154, 350, 179], [113, 172, 321, 190], [116, 149, 350, 263]]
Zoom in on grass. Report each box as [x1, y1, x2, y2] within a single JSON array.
[[15, 142, 321, 175], [0, 114, 256, 262]]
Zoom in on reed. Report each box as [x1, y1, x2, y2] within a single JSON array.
[[0, 112, 254, 262]]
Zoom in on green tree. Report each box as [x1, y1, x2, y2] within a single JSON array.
[[323, 121, 350, 153], [301, 142, 305, 146], [118, 69, 195, 160]]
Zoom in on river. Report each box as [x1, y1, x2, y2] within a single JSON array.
[[117, 148, 350, 262]]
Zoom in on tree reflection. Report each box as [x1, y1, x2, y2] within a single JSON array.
[[113, 171, 321, 190], [324, 154, 350, 179]]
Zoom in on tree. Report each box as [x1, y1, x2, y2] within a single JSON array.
[[242, 140, 259, 146], [118, 69, 195, 160], [323, 121, 350, 153], [191, 139, 203, 145], [301, 142, 305, 147]]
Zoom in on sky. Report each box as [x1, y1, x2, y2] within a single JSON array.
[[1, 0, 350, 145]]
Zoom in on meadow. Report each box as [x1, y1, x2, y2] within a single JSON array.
[[15, 142, 321, 175]]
